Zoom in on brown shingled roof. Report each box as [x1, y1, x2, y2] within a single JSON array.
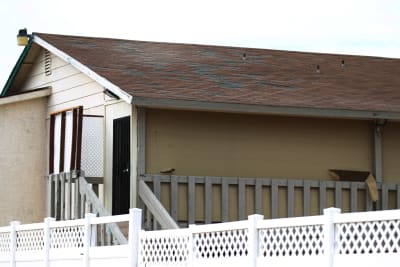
[[36, 33, 400, 114]]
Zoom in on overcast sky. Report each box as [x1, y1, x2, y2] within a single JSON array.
[[1, 0, 399, 89]]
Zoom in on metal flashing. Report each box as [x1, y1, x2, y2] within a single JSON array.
[[33, 34, 133, 104]]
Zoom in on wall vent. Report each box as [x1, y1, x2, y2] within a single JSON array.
[[44, 50, 52, 76]]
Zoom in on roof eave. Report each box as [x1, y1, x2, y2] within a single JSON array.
[[132, 96, 400, 120], [32, 34, 133, 104], [1, 38, 33, 97]]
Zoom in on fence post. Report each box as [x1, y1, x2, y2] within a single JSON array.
[[188, 224, 196, 267], [128, 208, 142, 267], [83, 213, 96, 267], [44, 217, 55, 267], [248, 214, 264, 267], [9, 221, 20, 267], [323, 208, 341, 267]]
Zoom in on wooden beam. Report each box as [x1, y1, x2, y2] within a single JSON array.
[[49, 115, 55, 174], [59, 112, 66, 172], [137, 107, 146, 175], [373, 121, 384, 183], [132, 96, 400, 121]]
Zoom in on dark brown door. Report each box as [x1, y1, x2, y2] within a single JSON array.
[[112, 116, 131, 215]]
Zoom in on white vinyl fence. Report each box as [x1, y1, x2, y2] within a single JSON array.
[[0, 208, 400, 267]]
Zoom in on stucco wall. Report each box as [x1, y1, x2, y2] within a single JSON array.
[[146, 109, 373, 180], [0, 97, 47, 225]]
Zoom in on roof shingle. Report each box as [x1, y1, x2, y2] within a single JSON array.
[[36, 33, 400, 113]]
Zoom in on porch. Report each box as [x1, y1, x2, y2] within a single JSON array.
[[47, 171, 400, 231], [141, 173, 400, 228]]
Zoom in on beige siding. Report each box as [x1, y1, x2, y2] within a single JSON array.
[[0, 97, 48, 225], [21, 49, 105, 116], [145, 109, 380, 221], [382, 121, 400, 183], [146, 109, 373, 180]]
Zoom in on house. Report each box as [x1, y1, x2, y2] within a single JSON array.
[[1, 31, 400, 228]]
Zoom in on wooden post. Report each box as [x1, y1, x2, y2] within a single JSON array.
[[54, 174, 60, 220], [10, 221, 20, 267], [248, 214, 264, 267], [44, 217, 55, 267], [373, 122, 383, 183], [66, 172, 72, 220], [323, 208, 341, 267], [60, 172, 66, 220], [47, 174, 55, 217], [128, 208, 142, 267]]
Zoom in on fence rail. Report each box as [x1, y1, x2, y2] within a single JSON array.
[[142, 174, 400, 226], [1, 208, 400, 267]]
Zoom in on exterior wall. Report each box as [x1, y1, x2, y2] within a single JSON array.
[[145, 109, 373, 180], [382, 121, 400, 183], [15, 48, 109, 215], [145, 109, 377, 220], [0, 97, 48, 225], [104, 100, 133, 212], [21, 49, 105, 116]]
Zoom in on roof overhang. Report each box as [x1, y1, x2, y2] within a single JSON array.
[[32, 34, 133, 104], [0, 87, 51, 106], [1, 39, 34, 97], [132, 96, 400, 120]]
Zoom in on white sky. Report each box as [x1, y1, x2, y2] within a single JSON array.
[[1, 0, 400, 89]]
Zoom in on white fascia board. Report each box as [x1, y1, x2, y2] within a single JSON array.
[[33, 35, 133, 104], [0, 87, 51, 106]]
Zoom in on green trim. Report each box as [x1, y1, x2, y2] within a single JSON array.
[[1, 38, 33, 97]]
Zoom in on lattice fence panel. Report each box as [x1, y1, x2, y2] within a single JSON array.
[[259, 225, 324, 257], [0, 232, 10, 254], [193, 229, 249, 259], [81, 116, 104, 177], [16, 229, 44, 251], [336, 220, 400, 254], [50, 226, 85, 248], [139, 232, 190, 266]]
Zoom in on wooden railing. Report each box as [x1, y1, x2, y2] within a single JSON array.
[[48, 171, 127, 244], [141, 174, 400, 227], [138, 180, 179, 230]]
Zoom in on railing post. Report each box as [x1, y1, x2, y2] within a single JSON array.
[[44, 217, 55, 267], [9, 221, 20, 267], [248, 214, 264, 267], [83, 213, 96, 267], [47, 174, 55, 217], [128, 208, 142, 267], [323, 208, 341, 267]]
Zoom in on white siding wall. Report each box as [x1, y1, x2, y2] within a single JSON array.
[[21, 49, 105, 116]]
